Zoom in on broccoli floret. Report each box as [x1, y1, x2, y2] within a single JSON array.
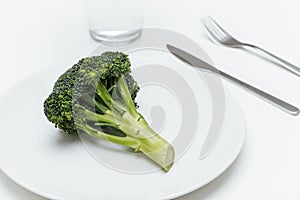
[[44, 52, 174, 172], [44, 64, 80, 134]]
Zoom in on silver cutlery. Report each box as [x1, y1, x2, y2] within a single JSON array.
[[201, 16, 300, 76], [166, 44, 300, 116]]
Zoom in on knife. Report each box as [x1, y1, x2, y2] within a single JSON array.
[[167, 44, 300, 157], [167, 44, 299, 116]]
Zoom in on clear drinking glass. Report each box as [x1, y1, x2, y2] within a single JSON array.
[[85, 0, 144, 45]]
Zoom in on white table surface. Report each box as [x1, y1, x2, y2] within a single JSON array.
[[1, 0, 300, 199]]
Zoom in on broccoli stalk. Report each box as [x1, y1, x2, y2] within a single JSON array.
[[44, 52, 175, 172]]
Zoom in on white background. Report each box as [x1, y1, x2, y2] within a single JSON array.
[[1, 0, 300, 199]]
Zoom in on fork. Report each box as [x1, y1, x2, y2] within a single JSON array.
[[201, 16, 300, 76]]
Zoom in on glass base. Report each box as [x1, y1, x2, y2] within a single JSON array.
[[89, 29, 142, 45]]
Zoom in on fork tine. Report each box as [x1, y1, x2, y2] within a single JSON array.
[[204, 16, 230, 37], [205, 19, 225, 39], [201, 17, 226, 42], [201, 16, 242, 47], [201, 19, 222, 41]]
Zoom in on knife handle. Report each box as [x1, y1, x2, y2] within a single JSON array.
[[219, 71, 300, 116]]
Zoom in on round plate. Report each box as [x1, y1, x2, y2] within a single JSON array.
[[0, 29, 245, 200]]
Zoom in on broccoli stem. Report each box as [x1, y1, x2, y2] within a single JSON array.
[[76, 122, 139, 148], [77, 109, 175, 171], [118, 112, 175, 172], [139, 134, 175, 172], [116, 75, 140, 118]]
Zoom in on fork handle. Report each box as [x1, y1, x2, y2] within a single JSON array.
[[218, 70, 300, 116], [243, 44, 300, 76]]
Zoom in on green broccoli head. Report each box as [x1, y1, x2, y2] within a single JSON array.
[[43, 52, 139, 135]]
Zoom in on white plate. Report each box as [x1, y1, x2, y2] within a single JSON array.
[[0, 29, 245, 200], [0, 67, 245, 200]]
